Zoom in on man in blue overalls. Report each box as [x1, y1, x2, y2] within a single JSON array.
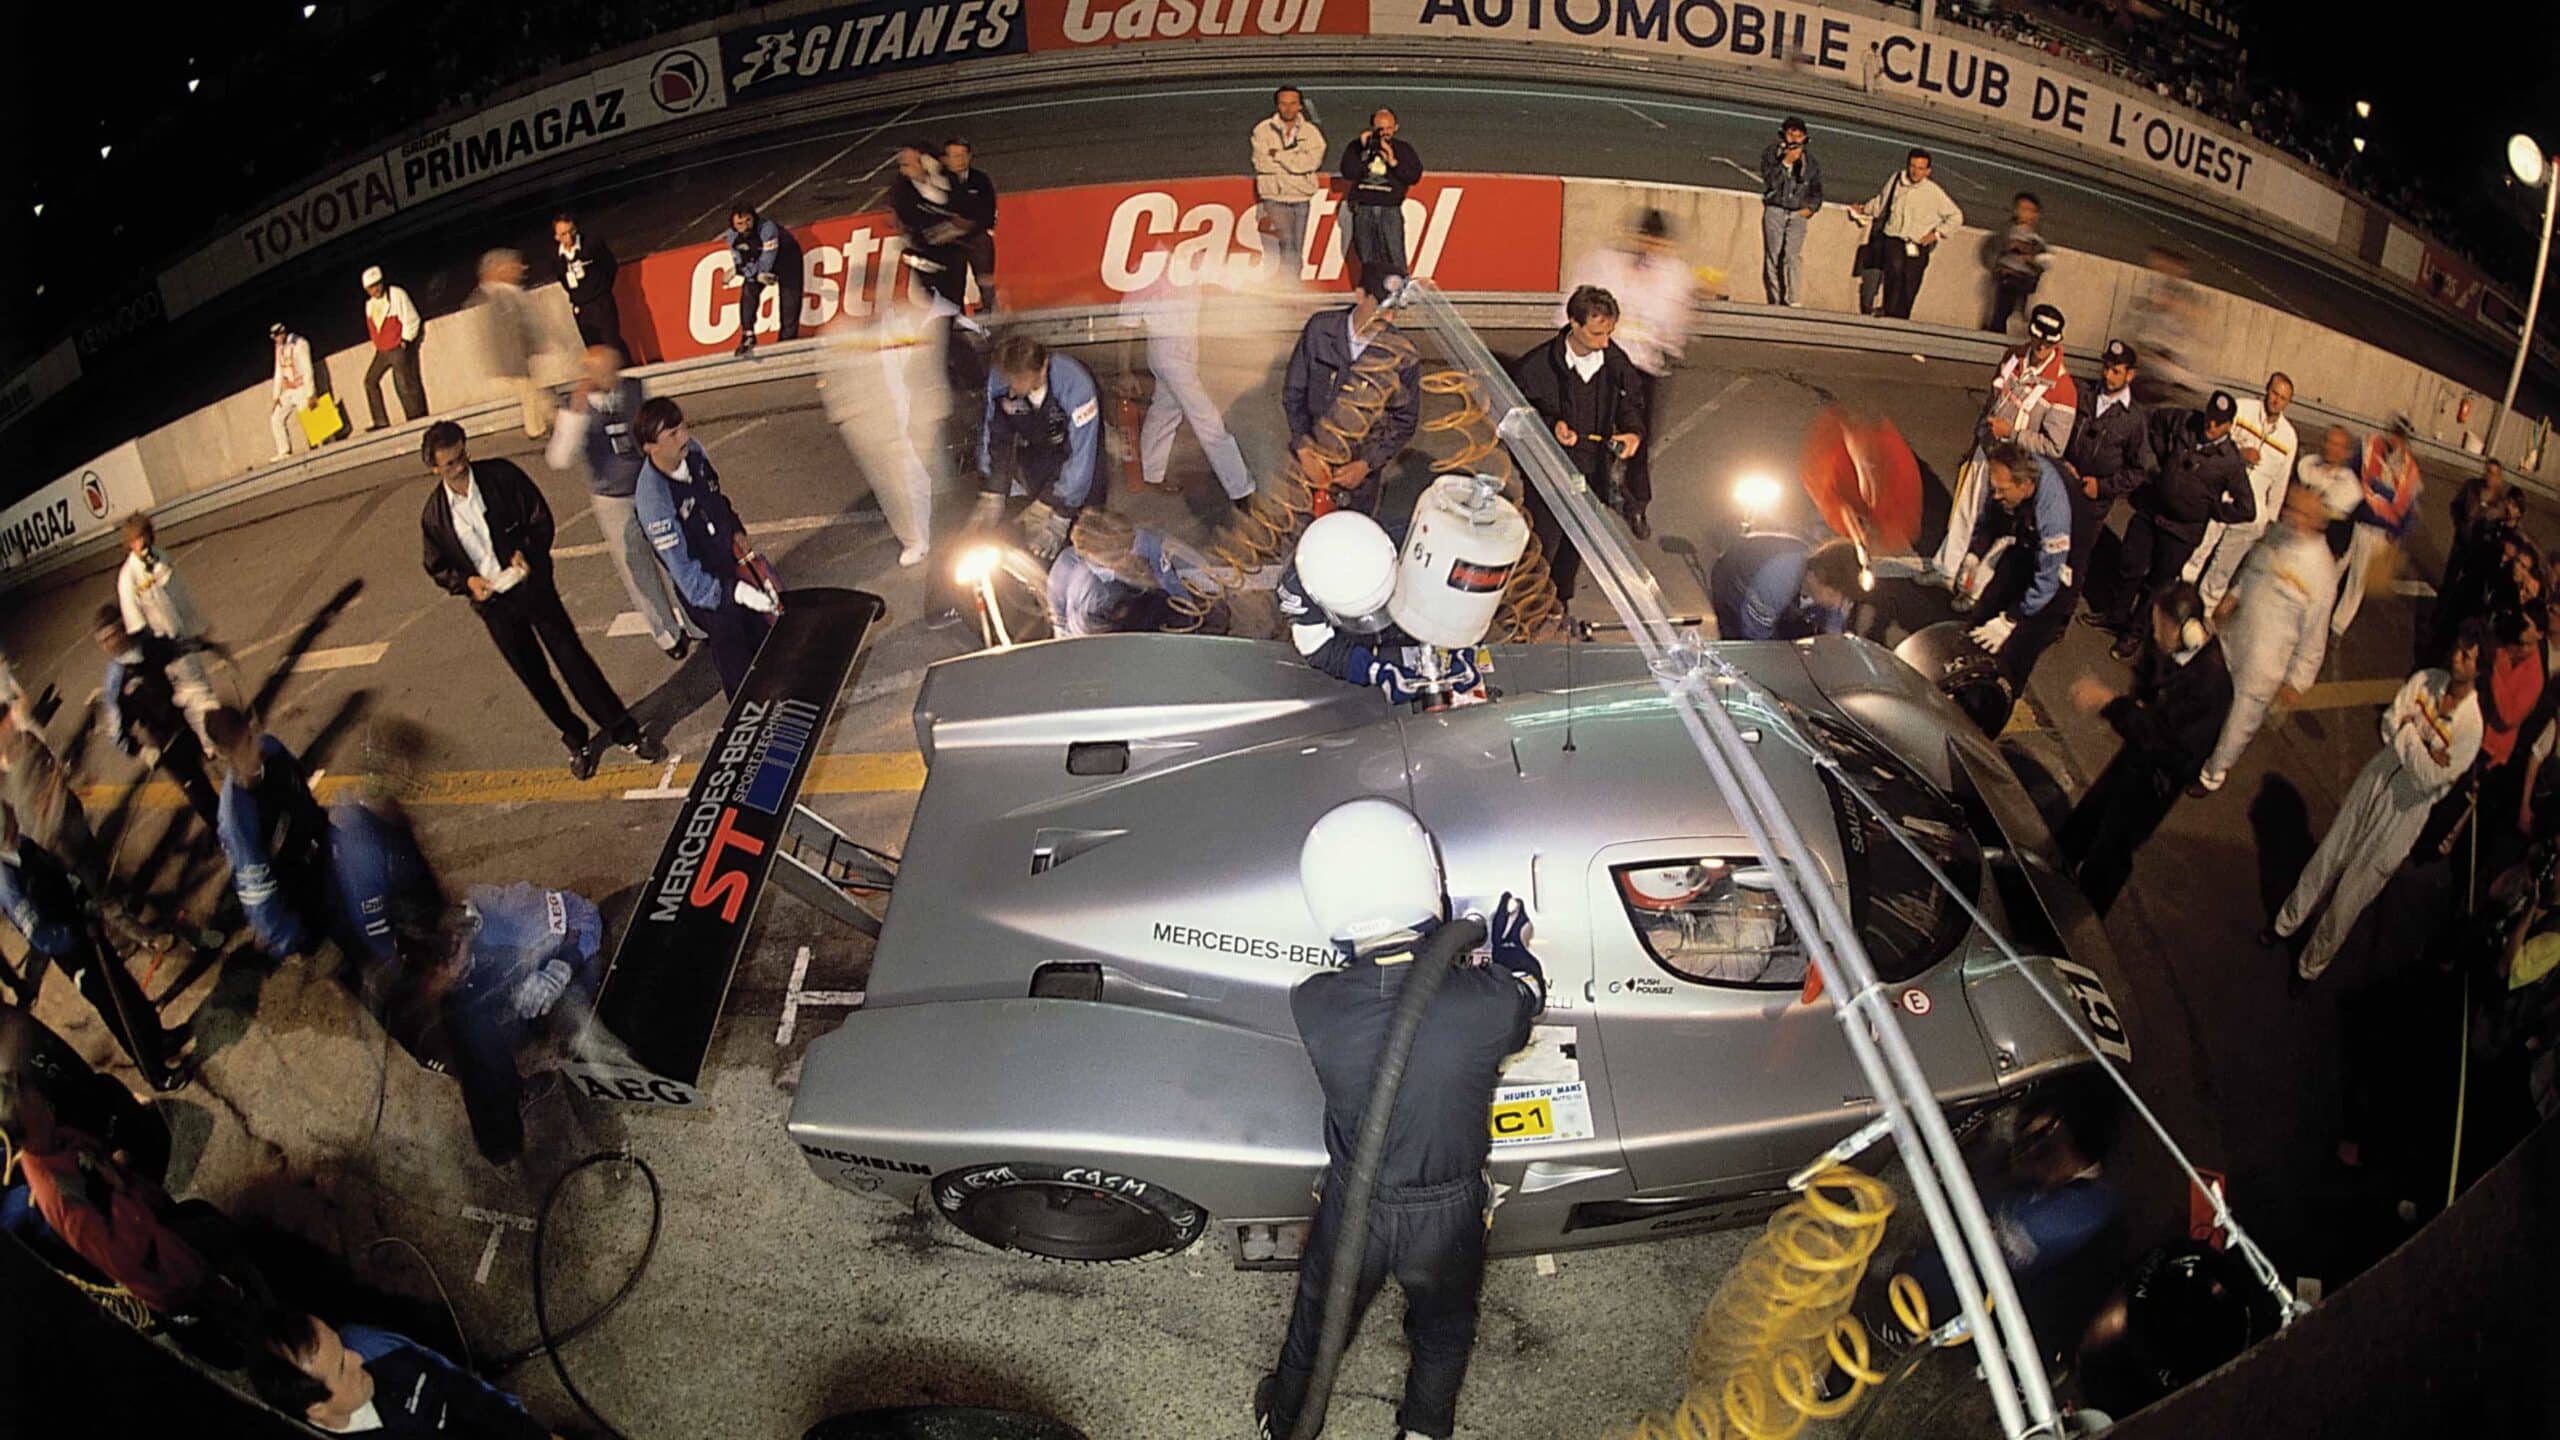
[[633, 396, 776, 699], [722, 203, 800, 356], [977, 333, 1103, 562], [205, 707, 332, 966]]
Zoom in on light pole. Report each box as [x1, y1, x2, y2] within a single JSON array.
[[2491, 133, 2556, 460]]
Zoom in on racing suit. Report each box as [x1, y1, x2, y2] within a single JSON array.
[[1260, 910, 1545, 1440], [0, 836, 177, 1086], [1962, 453, 2075, 686], [216, 734, 332, 961], [1276, 524, 1483, 702], [2184, 398, 2296, 608], [1933, 344, 2075, 580], [2061, 634, 2232, 913], [2333, 435, 2422, 640], [2199, 526, 2339, 790], [1122, 278, 1256, 502], [2275, 669, 2480, 981], [980, 355, 1103, 539], [637, 440, 771, 699]]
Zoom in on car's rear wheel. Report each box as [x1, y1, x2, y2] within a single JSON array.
[[931, 1162, 1209, 1263]]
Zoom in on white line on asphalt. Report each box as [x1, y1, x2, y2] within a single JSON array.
[[1613, 100, 1669, 131], [621, 754, 687, 800], [607, 611, 654, 638], [710, 414, 779, 447], [777, 945, 865, 1047], [761, 103, 916, 214], [1657, 375, 1754, 451], [1709, 155, 1761, 185], [666, 173, 780, 249], [291, 642, 390, 672], [459, 1206, 535, 1286]]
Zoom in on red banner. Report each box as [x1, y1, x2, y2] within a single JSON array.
[[615, 173, 1562, 363], [1025, 0, 1368, 49]]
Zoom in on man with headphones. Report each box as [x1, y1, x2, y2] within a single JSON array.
[[2059, 581, 2233, 914], [1254, 797, 1545, 1440]]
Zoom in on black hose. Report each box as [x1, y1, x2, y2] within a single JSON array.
[[1286, 916, 1486, 1440], [508, 1150, 663, 1440], [1844, 1340, 1944, 1440]]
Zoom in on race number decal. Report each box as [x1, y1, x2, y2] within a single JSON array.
[[2049, 957, 2133, 1062]]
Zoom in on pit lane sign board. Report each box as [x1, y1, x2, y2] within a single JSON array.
[[571, 587, 885, 1107], [720, 0, 1027, 102], [0, 443, 153, 580]]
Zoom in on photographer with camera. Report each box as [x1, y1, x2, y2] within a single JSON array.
[[1336, 107, 1424, 294]]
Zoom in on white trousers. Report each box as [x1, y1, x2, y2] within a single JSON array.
[[592, 492, 700, 650], [2186, 519, 2266, 609], [2274, 746, 2432, 978], [2331, 524, 2390, 638], [1143, 355, 1255, 500], [1932, 451, 1988, 580], [269, 388, 314, 457]]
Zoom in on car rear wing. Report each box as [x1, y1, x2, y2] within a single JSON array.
[[563, 586, 889, 1109]]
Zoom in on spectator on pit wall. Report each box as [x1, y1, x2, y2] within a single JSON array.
[[359, 265, 427, 431], [546, 346, 703, 658], [941, 138, 1000, 311], [267, 322, 317, 462], [722, 202, 800, 358], [250, 1310, 559, 1440], [890, 145, 970, 311], [1758, 117, 1823, 308], [472, 249, 550, 441], [1560, 210, 1696, 542], [551, 211, 628, 360], [416, 423, 662, 779], [1251, 85, 1329, 281], [1986, 191, 2051, 335], [1849, 149, 1962, 320], [1337, 107, 1423, 294]]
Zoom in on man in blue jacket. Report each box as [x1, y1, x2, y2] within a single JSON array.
[[722, 202, 800, 357], [634, 397, 775, 699], [1282, 269, 1420, 517], [978, 334, 1103, 562], [205, 708, 332, 964], [1711, 533, 1862, 641], [253, 1311, 557, 1440], [1956, 441, 2076, 688]]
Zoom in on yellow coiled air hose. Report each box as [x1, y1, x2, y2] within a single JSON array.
[[1610, 1167, 1943, 1440], [1418, 366, 1565, 640]]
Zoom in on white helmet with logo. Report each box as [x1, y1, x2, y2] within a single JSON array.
[[1300, 797, 1444, 948], [1293, 511, 1399, 635]]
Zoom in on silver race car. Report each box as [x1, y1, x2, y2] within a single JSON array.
[[787, 632, 2132, 1264]]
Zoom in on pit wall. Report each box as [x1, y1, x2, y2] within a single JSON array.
[[4, 169, 2535, 588]]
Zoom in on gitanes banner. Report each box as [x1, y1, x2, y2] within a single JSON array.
[[0, 443, 153, 578], [721, 0, 1028, 102], [613, 172, 1562, 361], [1367, 0, 2344, 241]]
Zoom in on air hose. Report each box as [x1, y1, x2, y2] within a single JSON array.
[[485, 1149, 664, 1440], [1286, 914, 1488, 1440], [1418, 368, 1566, 640], [1610, 1166, 1938, 1440]]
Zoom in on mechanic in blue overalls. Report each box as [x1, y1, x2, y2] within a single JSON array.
[[722, 203, 799, 357], [975, 333, 1102, 563], [1952, 438, 2076, 689], [1255, 797, 1545, 1440], [634, 395, 777, 699], [206, 707, 333, 965], [1276, 510, 1482, 701], [430, 881, 605, 1166], [1044, 509, 1220, 637]]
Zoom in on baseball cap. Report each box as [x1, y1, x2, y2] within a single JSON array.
[[2028, 304, 2066, 341], [2205, 390, 2238, 423], [2101, 339, 2138, 367], [360, 265, 384, 289]]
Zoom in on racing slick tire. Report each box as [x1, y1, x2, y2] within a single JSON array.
[[1895, 620, 2016, 735], [931, 1161, 1210, 1263]]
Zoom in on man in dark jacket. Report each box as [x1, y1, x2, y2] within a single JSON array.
[[93, 608, 219, 827], [1513, 285, 1646, 601], [1758, 116, 1823, 306], [417, 423, 659, 778], [1255, 798, 1543, 1440], [1, 810, 184, 1088], [891, 143, 971, 308], [721, 203, 800, 356], [2060, 339, 2153, 601], [2062, 582, 2233, 912], [941, 138, 999, 310], [1282, 269, 1421, 516], [2098, 391, 2253, 661], [1337, 107, 1424, 293], [549, 213, 626, 359]]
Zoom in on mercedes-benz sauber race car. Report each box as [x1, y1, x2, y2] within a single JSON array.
[[787, 632, 2132, 1265]]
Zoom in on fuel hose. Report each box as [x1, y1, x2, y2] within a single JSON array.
[[1286, 914, 1488, 1440]]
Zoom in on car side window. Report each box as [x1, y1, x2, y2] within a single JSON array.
[[1612, 859, 1808, 990]]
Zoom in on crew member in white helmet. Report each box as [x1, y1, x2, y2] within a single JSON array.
[[1276, 510, 1484, 702], [1254, 797, 1543, 1440]]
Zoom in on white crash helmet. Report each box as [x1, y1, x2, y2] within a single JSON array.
[[1299, 797, 1443, 948], [1293, 511, 1399, 635]]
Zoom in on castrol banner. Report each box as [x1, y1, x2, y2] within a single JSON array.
[[1026, 0, 1368, 48], [616, 174, 1562, 362]]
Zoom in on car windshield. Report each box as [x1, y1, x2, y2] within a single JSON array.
[[1794, 709, 1980, 984]]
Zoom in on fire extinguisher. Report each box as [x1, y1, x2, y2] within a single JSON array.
[[1112, 377, 1149, 492]]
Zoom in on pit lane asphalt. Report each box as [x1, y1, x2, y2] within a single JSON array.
[[36, 71, 2540, 484], [0, 330, 2506, 1438]]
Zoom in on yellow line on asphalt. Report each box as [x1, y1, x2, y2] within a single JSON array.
[[2289, 678, 2407, 713], [82, 751, 927, 811]]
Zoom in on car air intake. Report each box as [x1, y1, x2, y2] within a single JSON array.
[[1029, 963, 1103, 1001], [1066, 741, 1129, 775]]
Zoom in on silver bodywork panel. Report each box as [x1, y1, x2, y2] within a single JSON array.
[[787, 634, 2126, 1256]]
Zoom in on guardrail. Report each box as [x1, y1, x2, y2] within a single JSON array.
[[5, 292, 2508, 596]]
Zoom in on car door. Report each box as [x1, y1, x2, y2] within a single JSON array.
[[1587, 839, 1879, 1212]]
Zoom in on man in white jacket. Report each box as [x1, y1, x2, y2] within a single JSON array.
[[2184, 372, 2296, 608], [116, 512, 219, 729], [267, 323, 316, 461], [2193, 484, 2339, 794], [2267, 632, 2482, 984], [1249, 86, 1328, 281], [1559, 210, 1697, 538], [818, 283, 954, 566]]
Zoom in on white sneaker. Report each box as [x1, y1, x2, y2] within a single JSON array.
[[898, 545, 929, 568], [2194, 768, 2225, 793]]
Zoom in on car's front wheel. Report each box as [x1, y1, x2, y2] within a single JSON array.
[[931, 1162, 1209, 1263]]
